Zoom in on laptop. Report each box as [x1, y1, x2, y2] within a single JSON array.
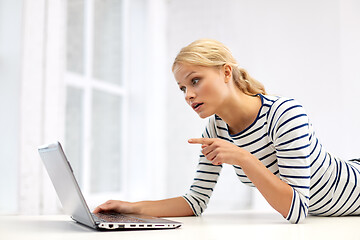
[[38, 141, 182, 230]]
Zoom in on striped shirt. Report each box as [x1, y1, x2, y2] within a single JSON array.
[[183, 94, 360, 224]]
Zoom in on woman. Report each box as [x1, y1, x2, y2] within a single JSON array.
[[94, 39, 360, 224]]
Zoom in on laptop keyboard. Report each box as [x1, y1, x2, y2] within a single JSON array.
[[92, 212, 146, 223]]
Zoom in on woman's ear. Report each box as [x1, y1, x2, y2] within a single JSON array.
[[223, 64, 232, 83]]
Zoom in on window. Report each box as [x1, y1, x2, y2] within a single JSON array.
[[15, 0, 167, 214], [65, 0, 128, 199]]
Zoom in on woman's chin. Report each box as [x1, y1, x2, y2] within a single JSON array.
[[197, 111, 212, 119]]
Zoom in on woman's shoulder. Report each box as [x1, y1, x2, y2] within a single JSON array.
[[266, 96, 309, 125], [261, 94, 304, 111], [260, 94, 308, 126]]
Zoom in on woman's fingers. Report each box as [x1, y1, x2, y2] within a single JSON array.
[[189, 137, 242, 166], [93, 200, 121, 213], [93, 207, 101, 213], [188, 138, 214, 145]]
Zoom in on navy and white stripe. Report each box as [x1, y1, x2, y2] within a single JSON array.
[[183, 94, 360, 224]]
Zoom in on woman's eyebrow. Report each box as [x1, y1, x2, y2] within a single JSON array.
[[185, 71, 196, 79], [177, 71, 197, 86]]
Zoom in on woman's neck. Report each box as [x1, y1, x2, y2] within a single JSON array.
[[216, 91, 262, 135]]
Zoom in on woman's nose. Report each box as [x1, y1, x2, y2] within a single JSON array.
[[185, 88, 195, 101]]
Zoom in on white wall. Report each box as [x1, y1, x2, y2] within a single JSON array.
[[165, 0, 360, 212], [1, 0, 359, 215], [0, 0, 22, 214], [339, 0, 360, 159]]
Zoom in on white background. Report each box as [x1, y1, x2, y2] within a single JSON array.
[[0, 0, 359, 215], [164, 0, 360, 211]]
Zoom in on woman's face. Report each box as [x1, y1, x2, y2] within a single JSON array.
[[174, 63, 230, 118]]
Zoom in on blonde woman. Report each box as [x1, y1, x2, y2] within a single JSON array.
[[94, 39, 360, 224]]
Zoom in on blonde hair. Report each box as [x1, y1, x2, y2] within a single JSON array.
[[172, 39, 266, 95]]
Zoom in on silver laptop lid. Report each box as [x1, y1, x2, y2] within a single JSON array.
[[38, 142, 96, 228]]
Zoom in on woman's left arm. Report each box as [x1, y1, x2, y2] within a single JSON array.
[[189, 100, 312, 224], [188, 138, 293, 218]]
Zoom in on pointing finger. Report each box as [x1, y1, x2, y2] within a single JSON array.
[[188, 138, 214, 145]]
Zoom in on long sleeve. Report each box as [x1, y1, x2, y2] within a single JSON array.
[[268, 98, 311, 223], [183, 117, 223, 215], [182, 94, 360, 223]]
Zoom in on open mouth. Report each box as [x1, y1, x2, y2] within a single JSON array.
[[192, 102, 204, 111]]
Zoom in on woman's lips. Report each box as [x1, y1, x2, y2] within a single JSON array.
[[191, 102, 204, 112]]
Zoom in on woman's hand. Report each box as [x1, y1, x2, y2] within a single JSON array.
[[93, 197, 194, 217], [188, 138, 250, 166], [93, 200, 137, 214], [190, 138, 293, 218]]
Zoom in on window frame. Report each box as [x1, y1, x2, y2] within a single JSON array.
[[64, 0, 130, 203], [18, 0, 168, 214]]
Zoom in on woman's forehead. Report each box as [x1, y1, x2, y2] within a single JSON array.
[[174, 63, 209, 76], [174, 64, 203, 82]]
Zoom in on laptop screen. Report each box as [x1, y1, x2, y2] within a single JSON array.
[[38, 142, 96, 228]]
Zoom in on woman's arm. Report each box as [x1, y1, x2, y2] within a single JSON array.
[[238, 152, 293, 217], [188, 138, 293, 218], [93, 196, 194, 217]]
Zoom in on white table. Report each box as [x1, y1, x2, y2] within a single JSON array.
[[1, 211, 359, 240]]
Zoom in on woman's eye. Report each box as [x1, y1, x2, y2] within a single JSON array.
[[191, 78, 200, 85], [180, 86, 186, 93]]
